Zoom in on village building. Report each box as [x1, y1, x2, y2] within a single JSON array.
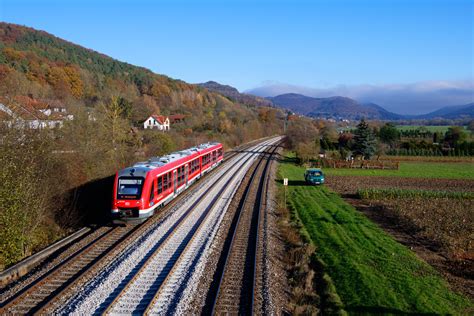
[[143, 114, 185, 131], [0, 96, 73, 129], [169, 114, 185, 124], [143, 115, 170, 130]]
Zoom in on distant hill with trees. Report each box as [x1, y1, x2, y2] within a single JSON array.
[[267, 93, 404, 120], [197, 81, 273, 108], [0, 22, 285, 269], [0, 22, 283, 131], [414, 103, 474, 119], [267, 93, 473, 121]]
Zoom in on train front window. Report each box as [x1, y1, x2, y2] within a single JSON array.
[[118, 177, 144, 199]]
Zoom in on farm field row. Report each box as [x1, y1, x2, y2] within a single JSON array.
[[326, 175, 474, 195], [380, 155, 474, 163], [278, 160, 472, 314], [395, 125, 468, 133], [324, 161, 474, 179]]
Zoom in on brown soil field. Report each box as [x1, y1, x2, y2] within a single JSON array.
[[326, 175, 474, 196], [327, 175, 474, 300], [349, 198, 474, 300]]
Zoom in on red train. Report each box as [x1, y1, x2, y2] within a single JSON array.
[[112, 142, 223, 222]]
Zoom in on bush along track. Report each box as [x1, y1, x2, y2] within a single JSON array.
[[277, 159, 472, 315]]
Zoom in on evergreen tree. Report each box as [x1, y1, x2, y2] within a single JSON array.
[[379, 123, 399, 148], [353, 119, 377, 159]]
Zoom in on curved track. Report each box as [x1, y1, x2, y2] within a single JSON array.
[[0, 225, 137, 314], [96, 141, 277, 315], [205, 142, 279, 315], [0, 137, 279, 315]]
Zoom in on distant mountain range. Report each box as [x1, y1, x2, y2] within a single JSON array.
[[197, 81, 272, 108], [267, 93, 403, 120], [196, 81, 473, 120], [413, 103, 474, 119], [266, 93, 473, 120]]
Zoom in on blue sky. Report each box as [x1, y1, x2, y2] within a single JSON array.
[[0, 0, 473, 113]]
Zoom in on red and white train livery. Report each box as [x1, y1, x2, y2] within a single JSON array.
[[112, 142, 223, 222]]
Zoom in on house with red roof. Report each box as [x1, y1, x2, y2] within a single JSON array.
[[143, 114, 170, 130]]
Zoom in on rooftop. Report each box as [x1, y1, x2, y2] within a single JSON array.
[[130, 143, 218, 171]]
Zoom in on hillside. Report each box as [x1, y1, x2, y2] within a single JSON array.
[[267, 93, 404, 120], [0, 22, 282, 133], [416, 103, 474, 119], [0, 22, 285, 269], [197, 81, 273, 107]]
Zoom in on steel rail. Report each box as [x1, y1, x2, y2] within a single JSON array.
[[251, 143, 279, 314], [208, 142, 279, 315], [144, 140, 280, 315], [34, 140, 269, 315], [101, 142, 273, 315], [0, 138, 273, 315], [0, 226, 116, 308]]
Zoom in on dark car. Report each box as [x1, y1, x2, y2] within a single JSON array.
[[304, 168, 325, 185]]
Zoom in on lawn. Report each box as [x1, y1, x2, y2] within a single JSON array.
[[278, 161, 472, 314], [324, 161, 474, 179], [395, 125, 468, 133]]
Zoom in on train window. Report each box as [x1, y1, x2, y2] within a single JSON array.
[[203, 153, 210, 166], [117, 177, 144, 200], [218, 148, 223, 157], [149, 182, 154, 202], [158, 176, 162, 194], [163, 174, 168, 190], [168, 172, 172, 188]]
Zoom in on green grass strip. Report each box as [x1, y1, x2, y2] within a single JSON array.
[[358, 188, 474, 200], [278, 161, 472, 315]]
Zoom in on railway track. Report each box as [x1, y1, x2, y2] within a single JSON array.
[[91, 140, 277, 315], [56, 138, 280, 314], [205, 142, 279, 315], [0, 225, 138, 314], [0, 137, 279, 314]]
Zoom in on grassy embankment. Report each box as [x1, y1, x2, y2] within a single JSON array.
[[278, 158, 472, 314], [324, 161, 474, 179]]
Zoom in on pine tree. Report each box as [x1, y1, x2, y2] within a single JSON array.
[[353, 119, 377, 159]]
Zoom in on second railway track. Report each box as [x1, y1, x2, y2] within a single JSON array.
[[58, 138, 280, 314], [0, 137, 280, 315], [205, 141, 279, 315], [0, 225, 138, 314]]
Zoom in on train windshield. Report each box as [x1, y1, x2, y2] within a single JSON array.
[[117, 177, 144, 200]]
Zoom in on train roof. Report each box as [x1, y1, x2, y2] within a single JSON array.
[[118, 142, 221, 177]]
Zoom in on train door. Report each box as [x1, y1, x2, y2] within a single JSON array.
[[173, 170, 177, 194], [185, 164, 189, 186]]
